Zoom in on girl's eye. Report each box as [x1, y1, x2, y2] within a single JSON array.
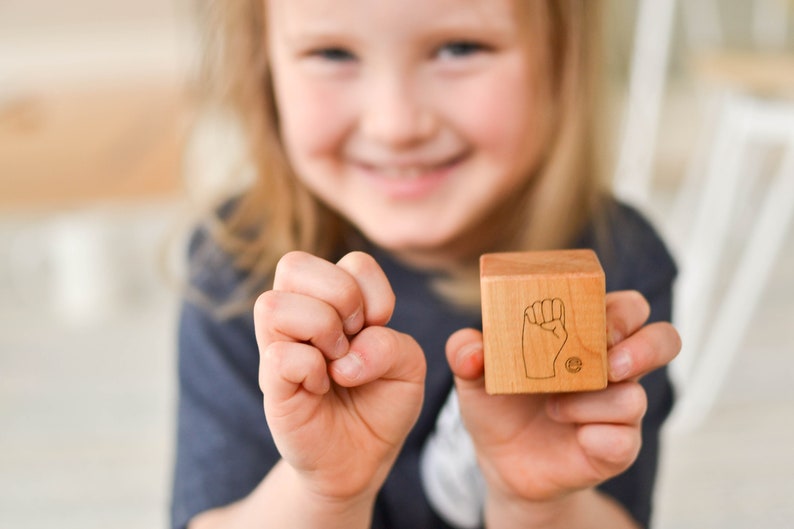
[[436, 41, 486, 60], [310, 47, 355, 62]]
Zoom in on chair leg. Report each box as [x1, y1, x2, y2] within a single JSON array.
[[672, 93, 753, 385], [612, 0, 677, 205], [667, 92, 726, 252]]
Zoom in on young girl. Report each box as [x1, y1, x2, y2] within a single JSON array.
[[172, 1, 681, 528]]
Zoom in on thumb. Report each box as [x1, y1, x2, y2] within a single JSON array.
[[330, 326, 426, 387], [540, 320, 567, 339], [445, 328, 486, 387]]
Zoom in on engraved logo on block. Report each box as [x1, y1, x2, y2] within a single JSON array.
[[565, 356, 583, 374], [521, 298, 568, 379]]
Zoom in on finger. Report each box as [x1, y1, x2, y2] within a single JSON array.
[[329, 326, 426, 387], [445, 328, 485, 384], [605, 290, 650, 347], [336, 251, 395, 329], [254, 290, 348, 360], [608, 321, 681, 382], [542, 299, 553, 322], [525, 307, 536, 325], [260, 341, 331, 408], [547, 381, 647, 426], [541, 320, 564, 337], [532, 301, 543, 325], [553, 298, 564, 324], [273, 251, 365, 335], [577, 423, 642, 478]]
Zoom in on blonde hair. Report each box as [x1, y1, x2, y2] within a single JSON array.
[[189, 0, 610, 312]]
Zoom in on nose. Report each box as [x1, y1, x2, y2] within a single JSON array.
[[359, 72, 437, 148]]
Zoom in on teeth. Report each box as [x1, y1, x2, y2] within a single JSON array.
[[380, 166, 425, 179]]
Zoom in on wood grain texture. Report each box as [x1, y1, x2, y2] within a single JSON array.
[[480, 250, 607, 394]]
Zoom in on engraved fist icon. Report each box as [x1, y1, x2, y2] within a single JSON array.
[[521, 298, 568, 379]]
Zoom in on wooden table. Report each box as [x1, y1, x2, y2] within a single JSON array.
[[0, 81, 190, 210]]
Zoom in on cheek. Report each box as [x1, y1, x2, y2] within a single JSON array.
[[276, 79, 351, 160], [453, 70, 542, 165]]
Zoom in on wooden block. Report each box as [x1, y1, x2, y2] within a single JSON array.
[[480, 250, 607, 394]]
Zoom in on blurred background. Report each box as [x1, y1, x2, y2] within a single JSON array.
[[1, 1, 792, 528]]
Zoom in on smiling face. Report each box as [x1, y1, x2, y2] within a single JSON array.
[[266, 0, 552, 266]]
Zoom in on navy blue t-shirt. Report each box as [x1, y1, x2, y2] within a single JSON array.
[[171, 201, 676, 529]]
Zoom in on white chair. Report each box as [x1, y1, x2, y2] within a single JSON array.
[[615, 0, 794, 430], [665, 0, 794, 430]]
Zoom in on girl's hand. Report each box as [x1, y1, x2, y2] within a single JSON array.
[[254, 251, 426, 503], [446, 290, 680, 506]]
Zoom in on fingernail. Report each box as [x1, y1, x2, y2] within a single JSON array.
[[333, 351, 363, 381], [333, 334, 349, 359], [609, 349, 631, 380], [456, 342, 482, 372], [607, 325, 624, 347], [343, 307, 363, 335]]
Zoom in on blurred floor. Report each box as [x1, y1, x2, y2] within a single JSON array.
[[653, 219, 794, 528], [0, 204, 180, 529]]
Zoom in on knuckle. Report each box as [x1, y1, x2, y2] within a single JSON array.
[[642, 322, 681, 369], [340, 252, 395, 320], [339, 251, 377, 271], [253, 289, 288, 322], [362, 325, 400, 354], [664, 323, 683, 357], [274, 251, 309, 284], [279, 250, 309, 269], [610, 429, 641, 467], [253, 290, 279, 321], [626, 289, 648, 305], [370, 295, 396, 325], [627, 289, 650, 311], [335, 278, 362, 308], [259, 343, 286, 388], [606, 290, 651, 338], [620, 384, 648, 422], [402, 333, 427, 378]]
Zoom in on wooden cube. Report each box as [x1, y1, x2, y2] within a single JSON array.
[[480, 250, 607, 394]]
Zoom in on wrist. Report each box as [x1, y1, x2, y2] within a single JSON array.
[[484, 487, 579, 529], [266, 460, 379, 529], [484, 487, 639, 529]]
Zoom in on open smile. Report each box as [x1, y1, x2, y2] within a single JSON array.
[[349, 152, 469, 200], [354, 152, 468, 179]]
